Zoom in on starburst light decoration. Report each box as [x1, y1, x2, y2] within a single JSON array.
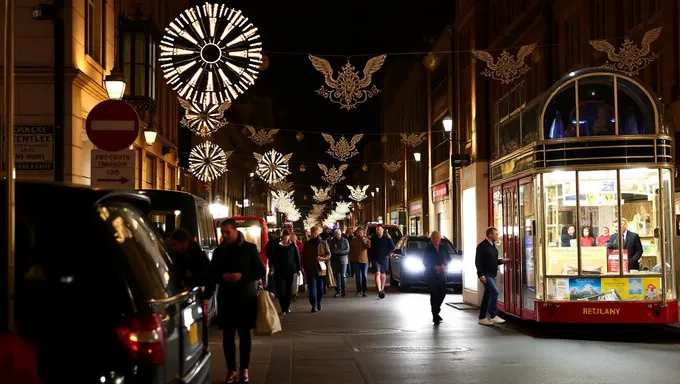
[[383, 161, 402, 173], [309, 54, 386, 110], [179, 99, 231, 137], [318, 164, 348, 185], [347, 185, 369, 202], [189, 141, 232, 182], [400, 132, 427, 148], [471, 43, 536, 84], [253, 150, 292, 184], [311, 186, 332, 202], [589, 27, 662, 76], [160, 3, 263, 104], [321, 134, 363, 161], [247, 126, 279, 146]]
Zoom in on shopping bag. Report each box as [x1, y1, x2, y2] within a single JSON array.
[[255, 288, 282, 336], [326, 262, 336, 288], [292, 271, 303, 295]]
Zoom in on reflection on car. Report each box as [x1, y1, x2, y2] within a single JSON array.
[[389, 235, 463, 292]]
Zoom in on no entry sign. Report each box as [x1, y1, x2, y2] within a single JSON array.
[[85, 100, 140, 152]]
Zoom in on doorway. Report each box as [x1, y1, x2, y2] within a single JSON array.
[[502, 183, 521, 316]]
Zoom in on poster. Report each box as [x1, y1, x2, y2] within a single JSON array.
[[548, 278, 569, 301], [607, 250, 628, 273], [601, 278, 629, 300], [569, 278, 601, 300]]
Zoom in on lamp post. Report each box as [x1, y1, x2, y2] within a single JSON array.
[[4, 0, 15, 332], [144, 125, 158, 146], [443, 115, 453, 132]]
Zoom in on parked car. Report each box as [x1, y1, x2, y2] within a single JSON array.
[[137, 189, 218, 324], [389, 235, 463, 292], [365, 223, 403, 244], [1, 181, 211, 383]]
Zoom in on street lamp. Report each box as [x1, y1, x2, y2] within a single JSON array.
[[413, 152, 421, 162], [375, 186, 380, 193], [243, 198, 251, 208], [144, 124, 158, 146], [249, 172, 255, 178], [104, 69, 126, 100], [443, 116, 453, 132], [371, 191, 375, 197]]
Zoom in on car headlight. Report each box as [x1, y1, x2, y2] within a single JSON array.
[[404, 257, 425, 272], [448, 259, 462, 272]]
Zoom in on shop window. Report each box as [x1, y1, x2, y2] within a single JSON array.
[[121, 20, 157, 99], [617, 77, 655, 135], [576, 76, 615, 136], [492, 188, 504, 299], [577, 170, 618, 276], [618, 168, 660, 275], [543, 83, 576, 139], [661, 169, 675, 299], [544, 171, 578, 275]]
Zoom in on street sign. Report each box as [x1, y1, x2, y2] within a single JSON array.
[[91, 149, 135, 190], [85, 100, 140, 152]]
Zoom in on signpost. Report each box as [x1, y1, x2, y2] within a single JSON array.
[[85, 99, 140, 152], [91, 149, 135, 190]]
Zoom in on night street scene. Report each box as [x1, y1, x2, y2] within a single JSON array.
[[2, 0, 680, 383]]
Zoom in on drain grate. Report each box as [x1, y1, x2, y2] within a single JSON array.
[[352, 346, 471, 354], [301, 328, 402, 336], [446, 302, 478, 310]]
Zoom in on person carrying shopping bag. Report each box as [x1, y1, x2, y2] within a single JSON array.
[[270, 229, 301, 315], [301, 226, 331, 312], [350, 226, 371, 297]]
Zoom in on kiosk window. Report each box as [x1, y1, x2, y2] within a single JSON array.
[[543, 171, 578, 275]]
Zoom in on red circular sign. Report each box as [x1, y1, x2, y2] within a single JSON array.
[[85, 100, 140, 152]]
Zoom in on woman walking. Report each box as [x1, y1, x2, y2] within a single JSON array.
[[271, 229, 301, 315], [350, 227, 371, 297], [301, 226, 331, 312], [206, 219, 266, 383]]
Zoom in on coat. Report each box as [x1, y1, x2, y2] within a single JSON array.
[[206, 232, 266, 329], [171, 241, 210, 291], [329, 236, 350, 269], [607, 230, 643, 271], [301, 237, 331, 275], [423, 243, 452, 282], [270, 241, 301, 276], [349, 236, 371, 264], [475, 239, 502, 278]]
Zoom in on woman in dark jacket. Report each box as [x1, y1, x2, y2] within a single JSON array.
[[206, 219, 266, 384], [270, 229, 301, 315]]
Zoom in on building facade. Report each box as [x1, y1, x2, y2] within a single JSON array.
[[1, 0, 187, 190]]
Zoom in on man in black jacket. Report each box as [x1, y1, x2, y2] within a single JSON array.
[[475, 227, 510, 326], [423, 231, 451, 325], [168, 228, 210, 290], [606, 218, 643, 271]]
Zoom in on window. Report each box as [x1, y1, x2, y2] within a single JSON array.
[[84, 0, 104, 64], [661, 169, 675, 299], [431, 118, 449, 166], [237, 226, 262, 253], [544, 82, 576, 139], [565, 15, 581, 70], [544, 171, 578, 276], [492, 188, 504, 298], [121, 20, 157, 99], [576, 75, 615, 136], [149, 210, 181, 235], [626, 0, 643, 30], [617, 77, 655, 134], [145, 154, 156, 188], [578, 170, 618, 276]]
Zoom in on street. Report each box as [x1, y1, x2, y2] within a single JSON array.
[[209, 277, 680, 384]]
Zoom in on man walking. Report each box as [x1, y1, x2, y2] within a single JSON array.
[[350, 227, 371, 297], [329, 229, 350, 297], [370, 224, 394, 299], [475, 227, 510, 325], [423, 231, 450, 325], [301, 226, 331, 312], [168, 228, 210, 290]]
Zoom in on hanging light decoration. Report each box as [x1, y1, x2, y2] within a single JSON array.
[[179, 99, 231, 137], [347, 185, 369, 202], [253, 150, 292, 184], [189, 141, 231, 182], [299, 164, 306, 172]]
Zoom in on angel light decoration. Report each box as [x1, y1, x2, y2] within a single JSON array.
[[321, 134, 362, 162]]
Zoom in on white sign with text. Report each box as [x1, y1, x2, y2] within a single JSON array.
[[91, 149, 135, 190]]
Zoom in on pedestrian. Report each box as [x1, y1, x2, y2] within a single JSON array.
[[369, 224, 395, 299], [301, 226, 331, 312], [475, 227, 511, 326], [291, 232, 305, 301], [344, 228, 355, 277], [206, 219, 266, 383], [329, 228, 350, 298], [423, 231, 451, 325], [349, 226, 371, 297], [265, 233, 279, 296], [167, 228, 210, 290], [270, 229, 301, 315]]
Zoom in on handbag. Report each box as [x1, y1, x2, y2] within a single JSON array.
[[317, 260, 327, 276], [254, 288, 282, 336]]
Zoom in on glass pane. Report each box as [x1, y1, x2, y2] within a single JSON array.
[[521, 103, 538, 146], [492, 188, 504, 298], [661, 169, 675, 299], [577, 170, 617, 275], [543, 83, 576, 139], [534, 177, 544, 299], [617, 77, 655, 135], [576, 76, 615, 136], [134, 33, 146, 64], [544, 171, 578, 274], [237, 226, 262, 253], [135, 64, 146, 96], [618, 168, 660, 275], [498, 114, 520, 157], [520, 181, 535, 309], [97, 204, 172, 299], [123, 32, 132, 64]]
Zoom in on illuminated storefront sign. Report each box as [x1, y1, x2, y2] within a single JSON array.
[[432, 183, 449, 202], [583, 308, 620, 315]]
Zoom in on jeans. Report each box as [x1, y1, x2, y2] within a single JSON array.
[[223, 326, 251, 372], [334, 264, 348, 295], [428, 277, 447, 317], [353, 263, 369, 293], [275, 272, 294, 312], [479, 275, 499, 319], [307, 273, 325, 310]]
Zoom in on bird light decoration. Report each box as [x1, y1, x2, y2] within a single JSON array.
[[589, 27, 662, 76], [347, 185, 369, 202], [311, 185, 332, 202], [321, 134, 363, 162], [318, 164, 348, 185], [471, 43, 537, 84], [247, 126, 279, 146]]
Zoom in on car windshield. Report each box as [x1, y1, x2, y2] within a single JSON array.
[[407, 238, 458, 254]]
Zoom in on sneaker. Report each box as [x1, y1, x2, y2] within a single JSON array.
[[240, 369, 249, 383], [285, 308, 291, 314], [490, 316, 506, 324], [478, 318, 494, 326], [317, 305, 322, 312], [279, 311, 286, 316], [333, 293, 340, 298], [355, 292, 361, 297], [311, 307, 318, 313], [225, 371, 238, 383], [378, 291, 385, 299], [362, 292, 367, 297]]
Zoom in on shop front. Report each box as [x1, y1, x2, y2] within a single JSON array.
[[389, 210, 399, 226], [432, 182, 451, 238], [490, 68, 676, 323], [409, 199, 423, 235]]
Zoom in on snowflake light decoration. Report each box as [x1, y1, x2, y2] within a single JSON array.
[[321, 134, 363, 161], [318, 164, 348, 185], [253, 150, 292, 184], [179, 99, 231, 137], [347, 185, 369, 202], [189, 141, 232, 182], [160, 3, 263, 105], [311, 186, 331, 202], [247, 126, 278, 146], [271, 190, 294, 209]]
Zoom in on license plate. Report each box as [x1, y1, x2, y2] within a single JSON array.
[[189, 322, 198, 346]]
